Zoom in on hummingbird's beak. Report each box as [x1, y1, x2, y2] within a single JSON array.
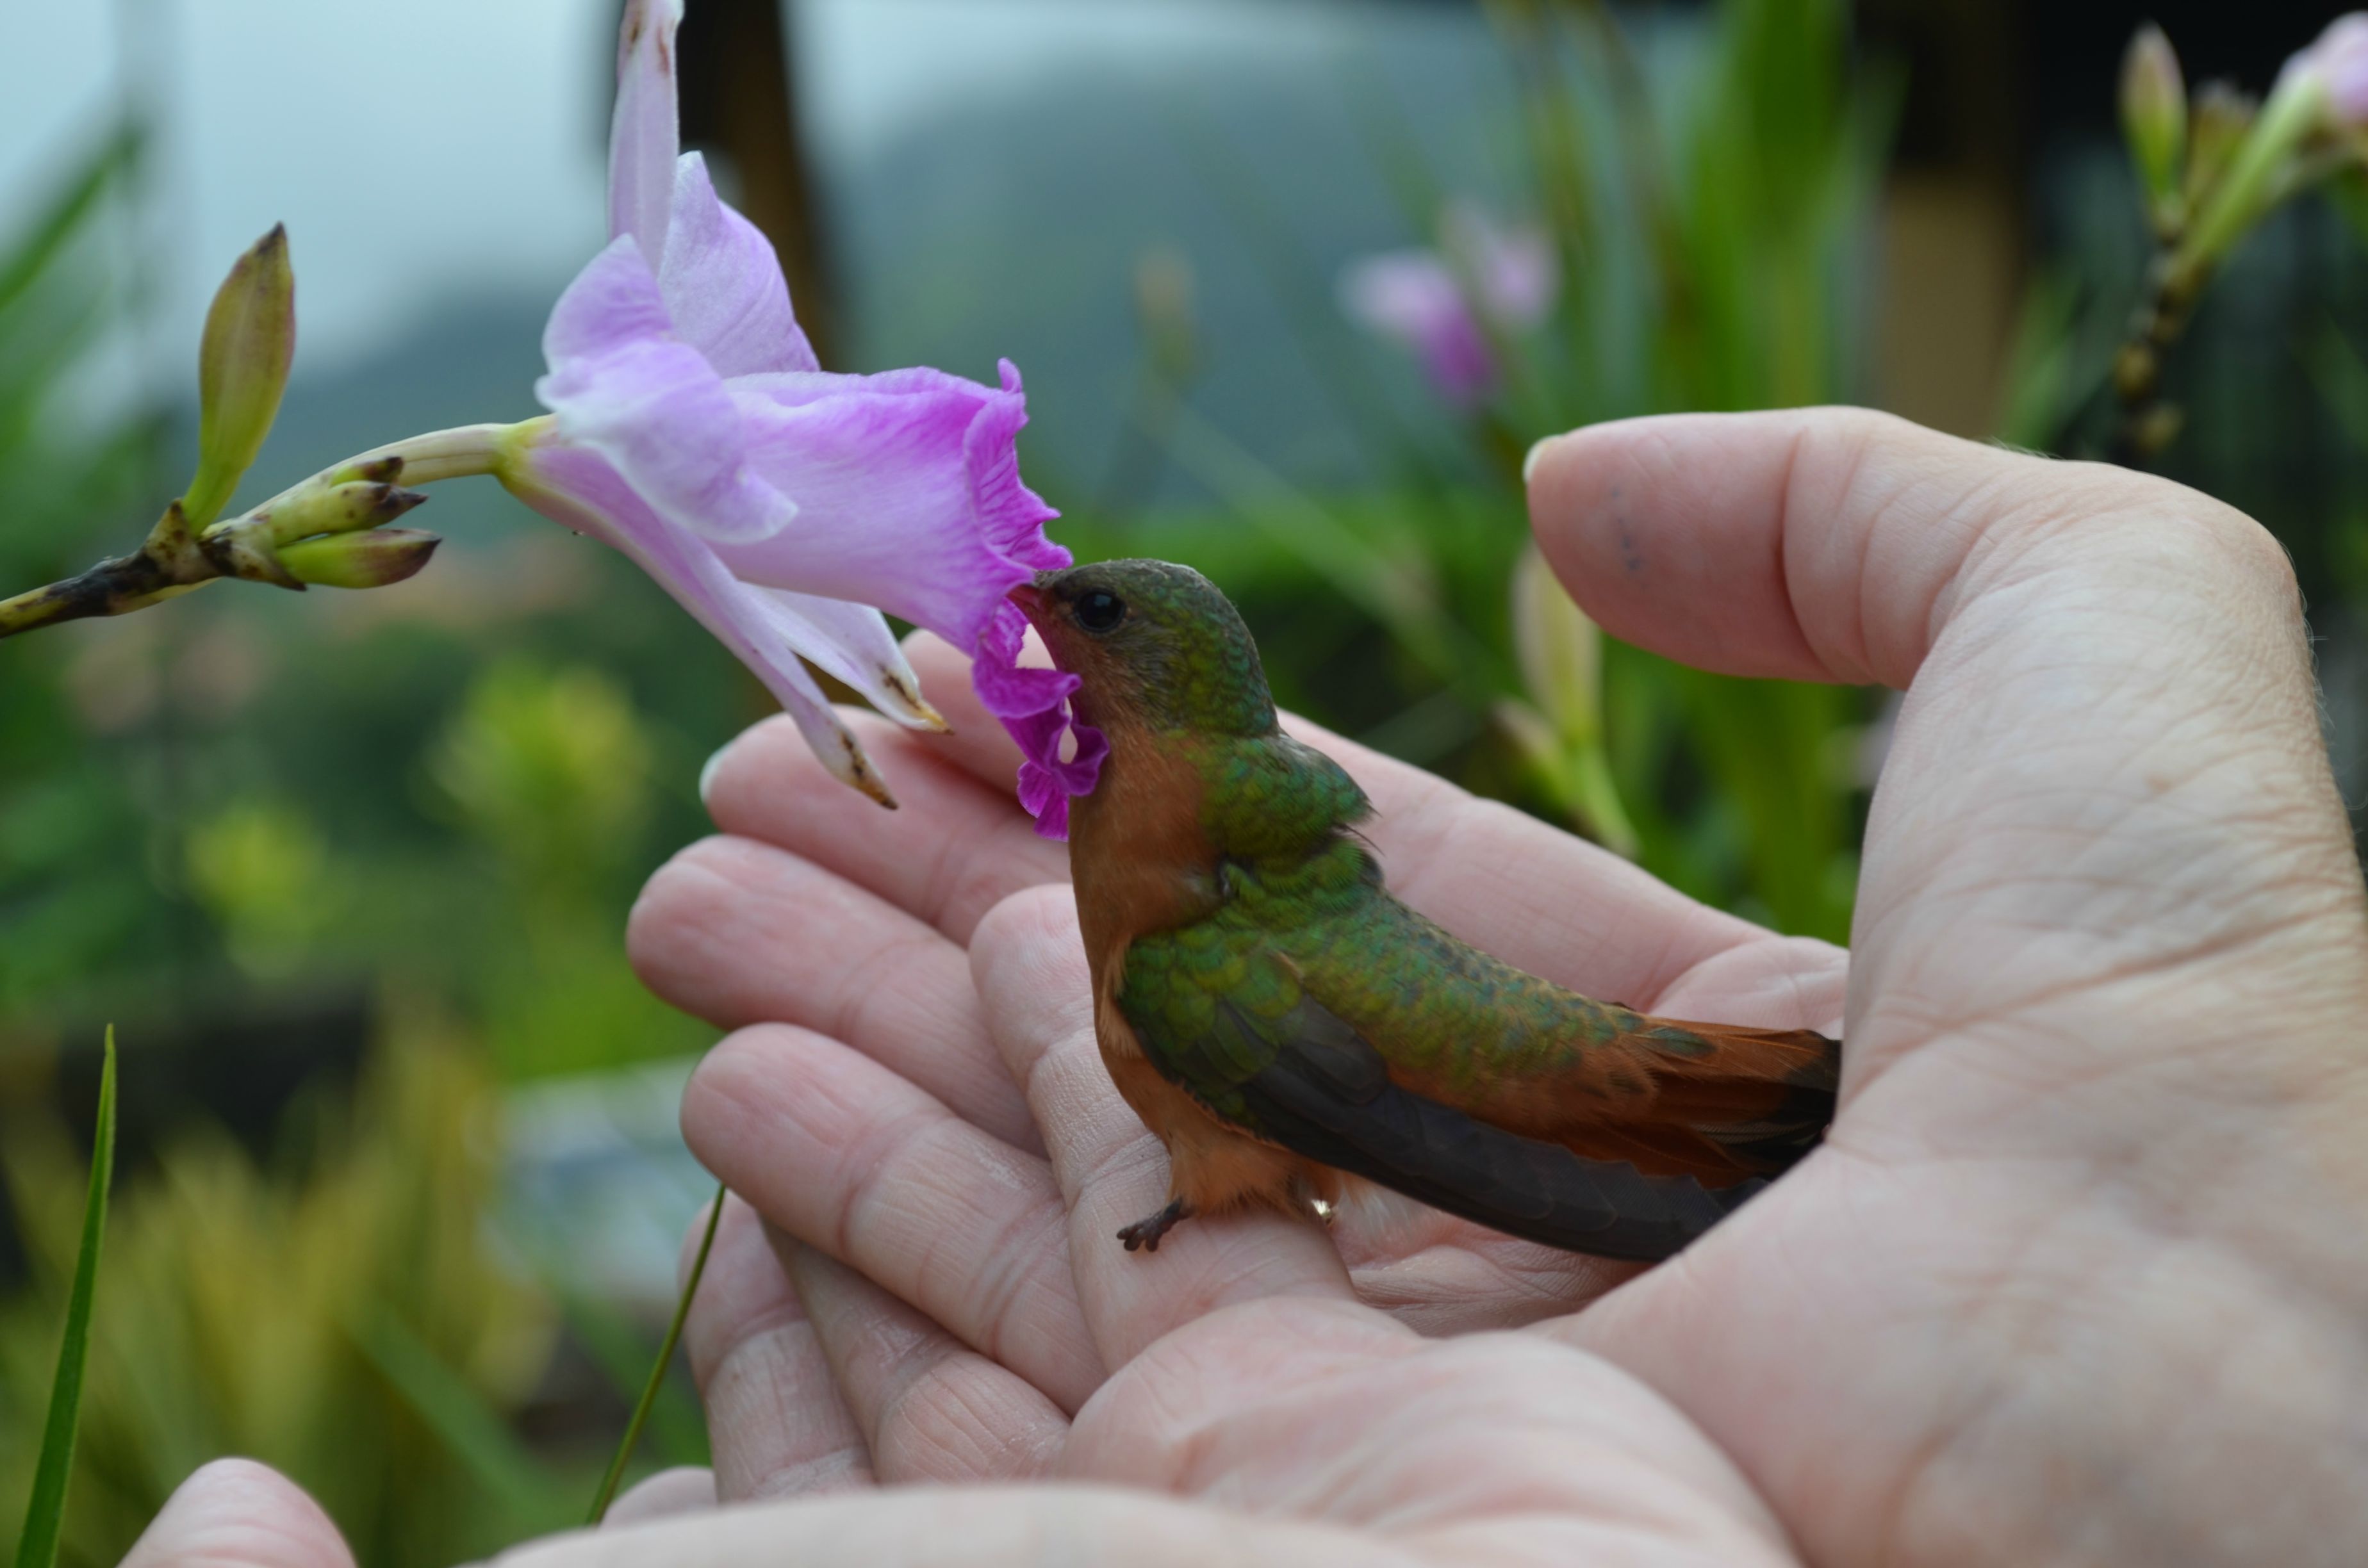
[[1008, 576, 1050, 626]]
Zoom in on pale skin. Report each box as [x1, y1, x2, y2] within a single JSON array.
[[125, 409, 2368, 1567]]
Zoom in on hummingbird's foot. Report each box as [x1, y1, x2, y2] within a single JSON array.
[[1118, 1197, 1192, 1253]]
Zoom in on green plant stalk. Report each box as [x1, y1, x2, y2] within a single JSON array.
[[559, 1290, 710, 1467], [588, 1184, 726, 1526], [12, 1027, 118, 1568]]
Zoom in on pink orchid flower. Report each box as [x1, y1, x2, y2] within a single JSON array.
[[498, 0, 1099, 832], [1338, 202, 1558, 409]]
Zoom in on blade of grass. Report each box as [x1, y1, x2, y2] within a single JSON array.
[[588, 1182, 724, 1526], [12, 1027, 117, 1568], [559, 1288, 709, 1468]]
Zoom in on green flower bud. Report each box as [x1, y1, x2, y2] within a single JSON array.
[[2121, 24, 2188, 234], [186, 225, 295, 527], [276, 527, 441, 589], [247, 479, 427, 546]]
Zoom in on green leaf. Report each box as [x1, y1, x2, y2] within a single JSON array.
[[0, 125, 138, 321], [12, 1027, 118, 1568]]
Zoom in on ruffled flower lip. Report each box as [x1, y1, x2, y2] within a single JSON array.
[[980, 589, 1106, 842]]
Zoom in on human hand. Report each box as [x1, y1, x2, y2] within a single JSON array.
[[128, 409, 2368, 1565], [623, 408, 2368, 1565]]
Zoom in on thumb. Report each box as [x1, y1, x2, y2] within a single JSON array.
[[120, 1460, 354, 1568], [1527, 407, 2364, 1075]]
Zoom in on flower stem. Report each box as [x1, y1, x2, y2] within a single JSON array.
[[2106, 247, 2200, 467], [0, 420, 543, 642], [587, 1182, 725, 1528]]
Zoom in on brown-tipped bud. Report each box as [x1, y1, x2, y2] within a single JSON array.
[[243, 480, 429, 546], [2121, 24, 2188, 233], [330, 453, 407, 487], [277, 527, 440, 589], [188, 225, 296, 527]]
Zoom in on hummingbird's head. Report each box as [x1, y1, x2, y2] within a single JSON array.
[[1011, 559, 1277, 737]]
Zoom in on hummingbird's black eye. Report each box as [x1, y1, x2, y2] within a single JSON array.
[[1074, 589, 1126, 633]]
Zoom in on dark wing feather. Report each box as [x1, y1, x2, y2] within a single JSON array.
[[1212, 995, 1762, 1262]]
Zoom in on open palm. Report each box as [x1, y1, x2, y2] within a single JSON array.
[[126, 411, 2368, 1568]]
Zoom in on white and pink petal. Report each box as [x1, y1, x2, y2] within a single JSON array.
[[500, 441, 894, 805], [538, 240, 796, 548], [658, 154, 818, 377], [607, 0, 683, 259], [750, 588, 943, 730]]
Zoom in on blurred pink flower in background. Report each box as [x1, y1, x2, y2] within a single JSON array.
[[500, 0, 1098, 831], [2281, 12, 2368, 127], [1338, 201, 1558, 408]]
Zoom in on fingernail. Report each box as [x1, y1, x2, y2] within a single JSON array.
[[1522, 435, 1558, 486], [698, 741, 730, 809]]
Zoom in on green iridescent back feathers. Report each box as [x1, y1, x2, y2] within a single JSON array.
[[1071, 560, 1692, 1129]]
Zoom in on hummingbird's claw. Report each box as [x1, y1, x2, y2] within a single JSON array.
[[1117, 1196, 1192, 1253]]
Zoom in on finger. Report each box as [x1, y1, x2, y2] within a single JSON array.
[[630, 834, 1039, 1150], [492, 1490, 1389, 1568], [600, 1467, 716, 1526], [1331, 1182, 1643, 1334], [121, 1459, 355, 1568], [702, 710, 1065, 943], [898, 630, 1836, 1024], [1525, 404, 2293, 685], [1527, 407, 2364, 1065], [680, 1196, 873, 1501], [969, 885, 1356, 1368], [682, 1024, 1106, 1412], [783, 1239, 1069, 1483]]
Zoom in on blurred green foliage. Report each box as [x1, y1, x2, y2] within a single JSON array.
[[1096, 0, 1889, 940], [0, 127, 171, 1027], [0, 1032, 566, 1568]]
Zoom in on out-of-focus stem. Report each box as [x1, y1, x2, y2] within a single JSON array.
[[2107, 247, 2199, 466], [2111, 70, 2334, 466], [0, 420, 543, 641], [588, 1182, 725, 1526], [1566, 739, 1640, 860]]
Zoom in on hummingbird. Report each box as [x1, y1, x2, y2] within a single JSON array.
[[1011, 559, 1839, 1261]]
